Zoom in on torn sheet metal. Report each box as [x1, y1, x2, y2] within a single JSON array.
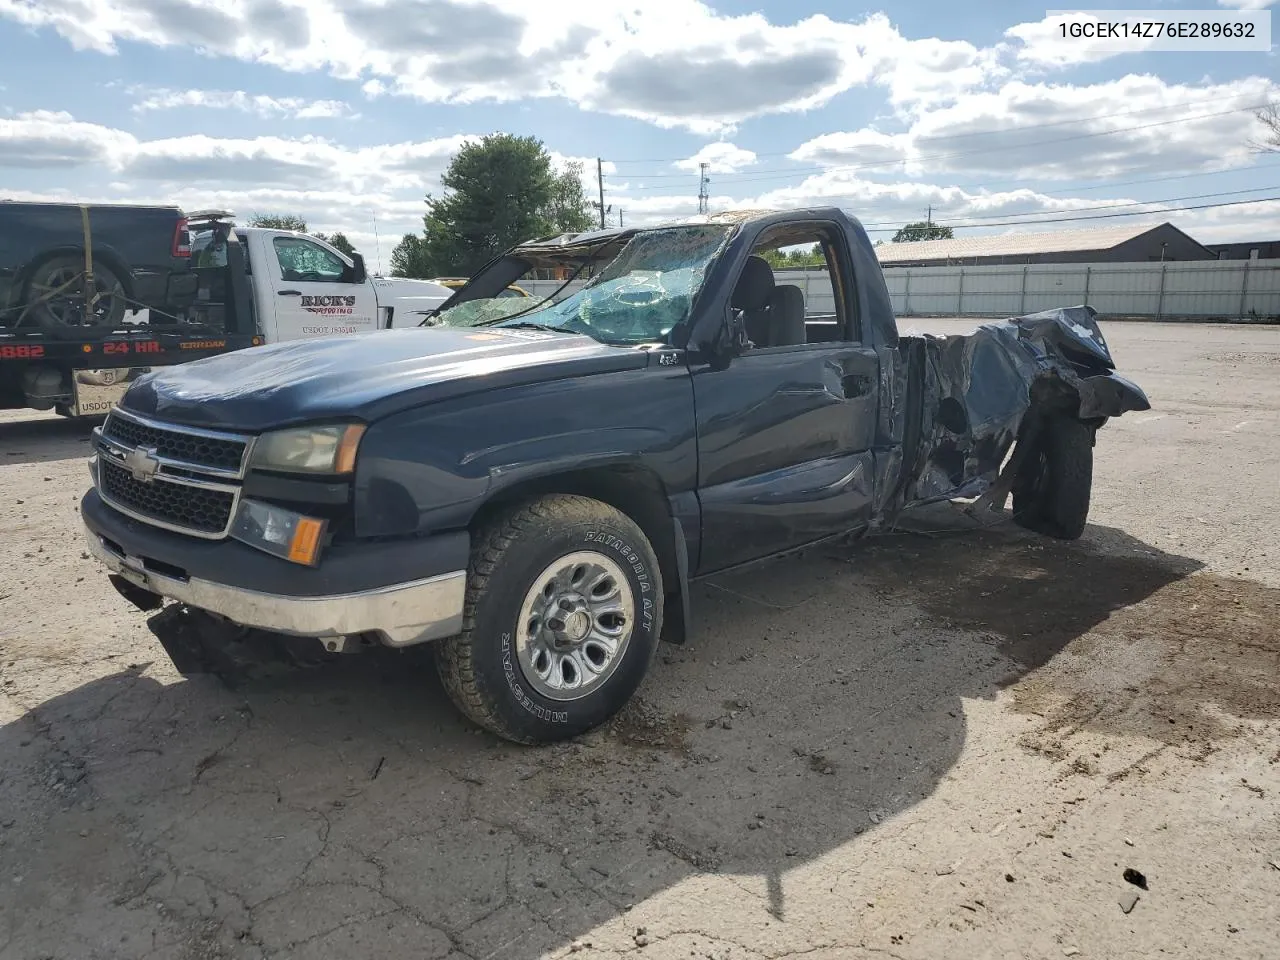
[[898, 305, 1150, 507]]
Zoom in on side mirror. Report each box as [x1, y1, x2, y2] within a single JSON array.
[[348, 252, 367, 284], [707, 309, 748, 370]]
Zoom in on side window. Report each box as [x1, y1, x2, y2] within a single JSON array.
[[236, 231, 252, 275], [273, 237, 347, 282], [731, 223, 854, 350]]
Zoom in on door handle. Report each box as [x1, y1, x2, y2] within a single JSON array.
[[278, 289, 301, 296], [842, 374, 873, 397]]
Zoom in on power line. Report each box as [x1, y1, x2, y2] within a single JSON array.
[[605, 91, 1274, 167], [599, 161, 1280, 218], [612, 101, 1274, 188], [1035, 161, 1280, 197], [856, 184, 1280, 230], [860, 194, 1280, 234], [605, 159, 1280, 206]]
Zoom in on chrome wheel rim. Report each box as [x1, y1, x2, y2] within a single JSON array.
[[515, 550, 635, 702]]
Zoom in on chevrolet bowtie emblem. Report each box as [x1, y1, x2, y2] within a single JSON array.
[[123, 445, 161, 482]]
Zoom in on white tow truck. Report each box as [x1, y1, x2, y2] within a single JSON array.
[[187, 210, 453, 340], [6, 211, 456, 418]]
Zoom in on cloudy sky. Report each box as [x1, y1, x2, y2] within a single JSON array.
[[1, 0, 1277, 269]]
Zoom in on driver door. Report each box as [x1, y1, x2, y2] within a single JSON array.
[[266, 234, 378, 340], [692, 222, 880, 573]]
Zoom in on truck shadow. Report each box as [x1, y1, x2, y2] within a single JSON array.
[[0, 413, 101, 466], [4, 514, 1277, 958]]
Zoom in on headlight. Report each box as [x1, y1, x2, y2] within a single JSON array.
[[250, 423, 365, 475]]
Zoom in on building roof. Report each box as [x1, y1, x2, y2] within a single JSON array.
[[1205, 238, 1280, 250], [874, 221, 1181, 264]]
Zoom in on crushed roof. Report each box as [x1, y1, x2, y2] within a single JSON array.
[[874, 221, 1177, 263]]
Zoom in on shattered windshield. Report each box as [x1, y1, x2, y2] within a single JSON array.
[[433, 224, 732, 346], [434, 297, 534, 327]]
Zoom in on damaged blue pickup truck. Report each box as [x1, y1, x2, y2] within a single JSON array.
[[80, 207, 1149, 744]]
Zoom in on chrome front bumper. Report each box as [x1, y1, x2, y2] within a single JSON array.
[[85, 523, 467, 648]]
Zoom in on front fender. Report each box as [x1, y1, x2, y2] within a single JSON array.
[[353, 363, 697, 539]]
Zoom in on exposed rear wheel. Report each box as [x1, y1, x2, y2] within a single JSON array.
[[1012, 416, 1094, 540], [24, 256, 127, 339], [434, 494, 664, 744]]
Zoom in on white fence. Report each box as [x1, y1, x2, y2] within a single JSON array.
[[881, 258, 1280, 321], [522, 258, 1280, 321]]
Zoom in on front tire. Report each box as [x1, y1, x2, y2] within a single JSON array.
[[434, 495, 664, 744]]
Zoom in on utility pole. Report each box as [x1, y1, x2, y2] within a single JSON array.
[[597, 158, 606, 229], [618, 208, 623, 227], [698, 162, 710, 215], [926, 204, 932, 228]]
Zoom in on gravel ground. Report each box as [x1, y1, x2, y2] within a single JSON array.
[[1, 319, 1278, 960]]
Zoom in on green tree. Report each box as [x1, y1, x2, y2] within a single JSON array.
[[315, 231, 356, 255], [247, 214, 357, 255], [761, 244, 824, 269], [546, 161, 596, 235], [390, 234, 433, 278], [249, 213, 308, 232], [400, 133, 598, 278], [892, 221, 954, 243]]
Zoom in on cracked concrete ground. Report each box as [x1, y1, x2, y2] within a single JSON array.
[[2, 319, 1278, 960]]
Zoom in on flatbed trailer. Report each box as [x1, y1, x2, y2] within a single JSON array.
[[0, 226, 261, 417]]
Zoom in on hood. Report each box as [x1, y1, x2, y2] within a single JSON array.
[[121, 326, 643, 431]]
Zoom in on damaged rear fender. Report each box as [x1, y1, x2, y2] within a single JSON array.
[[895, 305, 1150, 510], [1073, 369, 1150, 420]]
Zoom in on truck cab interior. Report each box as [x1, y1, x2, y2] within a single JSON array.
[[731, 220, 854, 349]]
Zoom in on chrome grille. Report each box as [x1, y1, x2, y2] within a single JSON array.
[[103, 409, 248, 475], [99, 457, 235, 535], [93, 409, 251, 539]]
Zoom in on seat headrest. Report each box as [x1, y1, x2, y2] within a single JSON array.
[[768, 285, 807, 347], [731, 255, 774, 311], [770, 284, 804, 317]]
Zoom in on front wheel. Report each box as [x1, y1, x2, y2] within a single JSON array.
[[434, 494, 664, 744]]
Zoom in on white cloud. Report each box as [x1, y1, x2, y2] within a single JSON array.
[[1003, 14, 1161, 69], [0, 110, 135, 166], [726, 169, 1280, 244], [790, 130, 912, 169], [0, 113, 620, 270], [132, 88, 355, 119], [552, 165, 1280, 246], [675, 143, 758, 174], [868, 36, 1010, 113], [788, 75, 1280, 181], [1, 1, 1270, 137], [1004, 9, 1274, 67], [0, 110, 471, 191], [0, 2, 1006, 133]]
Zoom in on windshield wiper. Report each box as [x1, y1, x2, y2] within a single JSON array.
[[500, 321, 572, 333]]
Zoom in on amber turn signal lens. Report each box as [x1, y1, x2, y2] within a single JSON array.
[[231, 500, 329, 566], [334, 424, 366, 474], [288, 517, 325, 566]]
